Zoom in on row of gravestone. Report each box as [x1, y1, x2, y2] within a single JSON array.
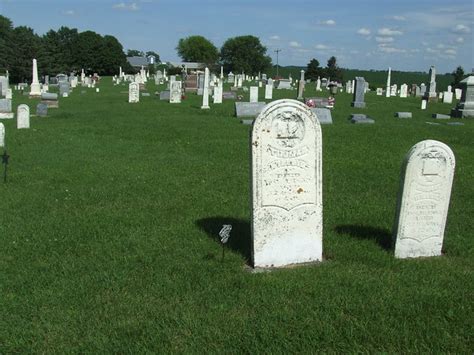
[[250, 99, 455, 268]]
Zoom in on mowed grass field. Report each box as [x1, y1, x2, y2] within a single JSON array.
[[1, 78, 473, 352]]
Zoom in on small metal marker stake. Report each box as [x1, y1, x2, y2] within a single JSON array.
[[219, 224, 232, 262], [2, 150, 9, 183]]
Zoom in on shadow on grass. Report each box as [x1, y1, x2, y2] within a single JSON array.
[[195, 217, 251, 263], [334, 224, 393, 250]]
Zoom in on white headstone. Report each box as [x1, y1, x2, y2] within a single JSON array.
[[170, 81, 182, 103], [5, 88, 12, 99], [201, 67, 210, 109], [400, 84, 408, 98], [29, 59, 41, 97], [129, 82, 139, 103], [213, 82, 223, 104], [249, 86, 258, 103], [265, 83, 273, 100], [386, 67, 391, 97], [393, 140, 455, 259], [0, 123, 4, 147], [316, 77, 321, 91], [455, 88, 462, 100], [17, 104, 30, 129], [443, 91, 453, 104], [251, 99, 323, 268], [421, 99, 427, 110]]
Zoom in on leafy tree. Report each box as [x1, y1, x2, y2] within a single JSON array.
[[127, 49, 144, 57], [220, 35, 271, 75], [146, 51, 160, 63], [324, 56, 343, 82], [306, 58, 321, 81], [10, 26, 42, 82], [0, 15, 14, 73], [451, 66, 465, 88], [176, 35, 219, 64]]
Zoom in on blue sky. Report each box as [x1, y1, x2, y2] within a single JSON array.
[[1, 0, 473, 73]]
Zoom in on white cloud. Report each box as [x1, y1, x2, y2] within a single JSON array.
[[319, 19, 336, 26], [289, 41, 301, 48], [314, 44, 328, 50], [375, 36, 394, 43], [113, 2, 139, 11], [391, 15, 406, 21], [357, 28, 371, 35], [378, 45, 406, 53], [452, 24, 471, 34], [270, 35, 280, 40], [445, 48, 457, 55], [63, 10, 75, 15], [378, 28, 403, 36], [455, 37, 464, 43]]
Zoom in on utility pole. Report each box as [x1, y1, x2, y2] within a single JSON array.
[[274, 49, 281, 78]]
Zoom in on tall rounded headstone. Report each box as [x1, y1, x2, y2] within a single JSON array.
[[393, 140, 455, 258], [0, 123, 4, 148], [251, 99, 323, 268], [17, 104, 30, 129]]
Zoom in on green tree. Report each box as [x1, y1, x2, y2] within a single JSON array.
[[306, 58, 321, 81], [324, 56, 343, 82], [451, 66, 465, 88], [0, 15, 14, 73], [10, 26, 42, 82], [176, 35, 219, 65], [127, 49, 144, 57], [220, 35, 271, 75]]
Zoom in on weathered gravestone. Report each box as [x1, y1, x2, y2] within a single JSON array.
[[129, 82, 139, 103], [395, 112, 412, 118], [265, 83, 273, 100], [351, 77, 366, 108], [0, 122, 4, 147], [222, 91, 237, 100], [36, 102, 48, 117], [235, 102, 266, 117], [41, 93, 59, 108], [250, 86, 258, 103], [159, 91, 170, 101], [251, 99, 323, 267], [277, 79, 292, 89], [451, 76, 474, 118], [17, 104, 30, 129], [59, 82, 70, 96], [310, 108, 333, 124], [213, 84, 223, 104], [350, 114, 374, 124], [393, 140, 455, 258], [170, 81, 182, 103], [0, 99, 13, 119]]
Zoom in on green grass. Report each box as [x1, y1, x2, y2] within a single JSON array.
[[1, 79, 473, 352]]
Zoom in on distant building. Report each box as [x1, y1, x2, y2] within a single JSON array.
[[127, 56, 149, 68], [167, 62, 206, 72]]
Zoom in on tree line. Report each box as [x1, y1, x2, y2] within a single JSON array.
[[175, 35, 344, 81], [0, 15, 132, 83]]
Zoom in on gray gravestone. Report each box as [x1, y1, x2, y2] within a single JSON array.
[[235, 102, 266, 117], [351, 77, 366, 108], [36, 103, 48, 117], [310, 108, 333, 124], [350, 114, 374, 124], [395, 112, 412, 118], [159, 91, 170, 100]]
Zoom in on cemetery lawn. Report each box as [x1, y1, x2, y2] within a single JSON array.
[[1, 80, 473, 353]]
